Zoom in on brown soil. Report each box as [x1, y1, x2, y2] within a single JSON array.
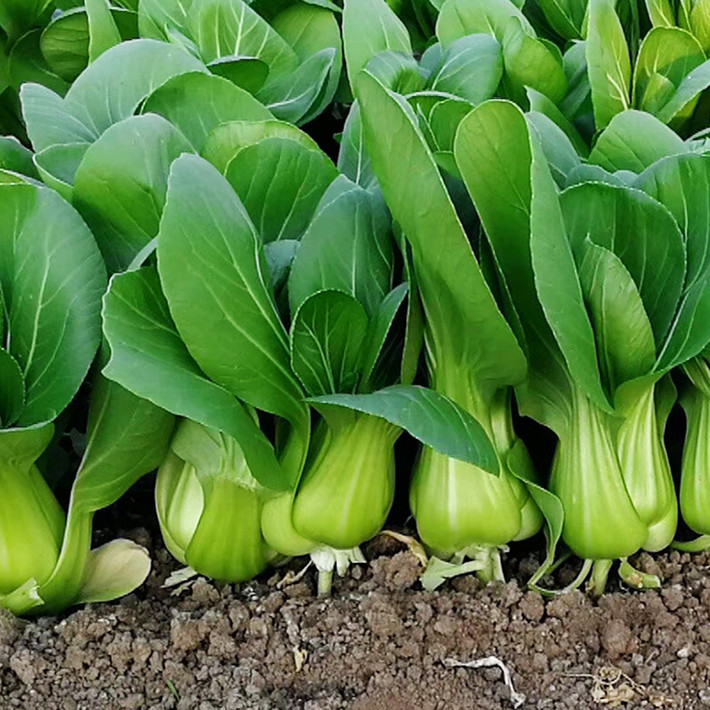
[[3, 531, 710, 710]]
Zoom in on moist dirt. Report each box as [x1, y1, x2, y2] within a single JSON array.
[[2, 529, 710, 710]]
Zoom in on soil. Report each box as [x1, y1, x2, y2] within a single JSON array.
[[3, 527, 710, 710]]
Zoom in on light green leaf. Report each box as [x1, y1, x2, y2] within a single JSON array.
[[645, 0, 675, 26], [102, 267, 289, 490], [526, 88, 588, 157], [74, 540, 151, 605], [271, 3, 342, 124], [586, 0, 631, 129], [138, 0, 193, 40], [691, 0, 710, 51], [141, 71, 272, 151], [224, 137, 337, 243], [73, 114, 193, 274], [309, 385, 499, 471], [290, 290, 369, 396]]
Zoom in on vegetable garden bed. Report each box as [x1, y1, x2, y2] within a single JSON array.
[[2, 521, 709, 709]]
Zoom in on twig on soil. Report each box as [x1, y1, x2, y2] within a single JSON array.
[[277, 560, 313, 589], [561, 666, 678, 707], [443, 655, 525, 708]]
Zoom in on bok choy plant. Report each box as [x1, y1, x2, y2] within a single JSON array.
[[102, 141, 501, 592], [353, 49, 545, 586], [0, 173, 173, 615], [453, 100, 710, 592]]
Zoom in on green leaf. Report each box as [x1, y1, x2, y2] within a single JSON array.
[[206, 56, 269, 93], [202, 118, 320, 172], [502, 18, 567, 104], [0, 347, 24, 427], [0, 136, 38, 177], [72, 114, 193, 274], [138, 0, 192, 40], [257, 48, 335, 124], [633, 28, 705, 115], [0, 182, 106, 426], [577, 241, 656, 391], [102, 267, 289, 490], [7, 29, 69, 95], [529, 131, 611, 412], [337, 101, 378, 189], [141, 72, 272, 151], [527, 111, 580, 186], [506, 439, 565, 594], [21, 39, 206, 153], [435, 0, 534, 46], [271, 2, 343, 124], [645, 0, 675, 26], [635, 153, 710, 285], [157, 154, 309, 451], [410, 92, 475, 177], [187, 0, 298, 75], [364, 50, 425, 94], [309, 385, 499, 471], [586, 0, 631, 129], [656, 58, 710, 124], [454, 100, 572, 434], [691, 0, 710, 51], [636, 154, 710, 369], [0, 0, 51, 40], [360, 282, 409, 390], [290, 290, 369, 396], [356, 72, 526, 401], [343, 0, 412, 90], [288, 176, 393, 318], [224, 137, 337, 244], [534, 0, 584, 39], [589, 110, 687, 172], [427, 34, 503, 105], [41, 7, 138, 82], [526, 88, 588, 157], [559, 182, 686, 345], [86, 0, 122, 62]]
